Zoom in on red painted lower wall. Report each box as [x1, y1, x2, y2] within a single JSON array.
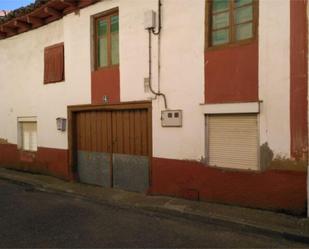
[[1, 144, 306, 214], [290, 0, 308, 160], [91, 67, 120, 105], [0, 144, 70, 180], [36, 147, 70, 179], [151, 158, 307, 215]]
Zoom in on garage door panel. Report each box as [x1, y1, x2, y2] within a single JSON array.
[[107, 112, 113, 153], [77, 151, 111, 187], [123, 110, 130, 155], [117, 111, 124, 154], [90, 112, 97, 152], [86, 112, 92, 151], [112, 111, 120, 154], [96, 112, 103, 152], [76, 113, 82, 150], [134, 110, 142, 155], [76, 111, 112, 187], [141, 110, 148, 156], [113, 153, 149, 192], [77, 111, 112, 153], [129, 111, 135, 154]]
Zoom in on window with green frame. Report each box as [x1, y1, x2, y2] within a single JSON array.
[[95, 11, 119, 69], [209, 0, 256, 47]]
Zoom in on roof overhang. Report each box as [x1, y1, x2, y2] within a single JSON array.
[[0, 0, 99, 40]]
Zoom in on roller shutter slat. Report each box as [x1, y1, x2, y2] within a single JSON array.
[[208, 114, 258, 170]]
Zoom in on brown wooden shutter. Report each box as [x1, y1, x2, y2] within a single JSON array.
[[44, 43, 64, 84]]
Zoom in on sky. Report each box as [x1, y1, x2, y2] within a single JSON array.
[[0, 0, 35, 10]]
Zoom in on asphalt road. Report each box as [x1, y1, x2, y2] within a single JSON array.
[[0, 179, 307, 248]]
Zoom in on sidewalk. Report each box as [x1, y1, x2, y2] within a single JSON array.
[[0, 167, 308, 243]]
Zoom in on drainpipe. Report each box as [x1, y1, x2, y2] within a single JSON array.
[[148, 29, 167, 109], [147, 0, 168, 109], [307, 2, 309, 218]]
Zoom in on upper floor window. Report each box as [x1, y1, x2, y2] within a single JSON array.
[[208, 0, 256, 47], [44, 43, 64, 84], [95, 11, 119, 69]]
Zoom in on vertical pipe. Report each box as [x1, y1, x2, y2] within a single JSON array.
[[306, 0, 309, 218], [157, 20, 161, 93], [154, 0, 162, 92], [148, 0, 168, 109], [148, 28, 167, 109]]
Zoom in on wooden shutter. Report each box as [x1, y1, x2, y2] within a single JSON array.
[[44, 43, 64, 84], [207, 114, 258, 170]]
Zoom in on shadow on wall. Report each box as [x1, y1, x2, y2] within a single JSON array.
[[260, 142, 308, 172]]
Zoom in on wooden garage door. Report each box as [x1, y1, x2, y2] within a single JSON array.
[[76, 111, 112, 187], [76, 110, 149, 155], [111, 109, 150, 192], [76, 111, 112, 153], [111, 110, 149, 156], [207, 114, 259, 170], [75, 108, 150, 192]]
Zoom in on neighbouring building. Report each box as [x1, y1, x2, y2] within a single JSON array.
[[0, 0, 308, 215]]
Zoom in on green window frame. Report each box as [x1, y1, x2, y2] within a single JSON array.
[[95, 10, 119, 69], [208, 0, 257, 47]]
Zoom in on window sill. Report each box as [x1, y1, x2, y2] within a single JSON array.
[[93, 64, 119, 72], [206, 38, 257, 52], [44, 79, 65, 85]]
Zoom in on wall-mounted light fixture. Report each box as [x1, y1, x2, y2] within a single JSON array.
[[56, 117, 66, 131]]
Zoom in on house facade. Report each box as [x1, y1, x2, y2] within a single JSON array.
[[0, 0, 307, 215]]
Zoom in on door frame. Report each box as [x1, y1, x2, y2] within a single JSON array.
[[67, 101, 153, 187]]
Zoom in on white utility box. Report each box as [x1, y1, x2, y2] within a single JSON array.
[[161, 110, 183, 127], [144, 10, 156, 29]]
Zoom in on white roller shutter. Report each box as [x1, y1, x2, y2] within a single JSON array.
[[207, 114, 259, 170]]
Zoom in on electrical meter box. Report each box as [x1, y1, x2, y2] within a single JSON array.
[[161, 110, 183, 127], [144, 10, 156, 29]]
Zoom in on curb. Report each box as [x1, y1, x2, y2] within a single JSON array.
[[0, 172, 308, 244], [141, 205, 309, 244]]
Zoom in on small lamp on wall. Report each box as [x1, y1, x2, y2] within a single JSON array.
[[56, 117, 66, 131], [103, 95, 109, 104]]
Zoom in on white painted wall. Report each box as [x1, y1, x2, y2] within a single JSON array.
[[120, 0, 205, 160], [0, 20, 70, 150], [0, 0, 293, 163], [0, 18, 92, 149], [259, 0, 291, 158], [153, 0, 205, 160], [0, 0, 205, 160]]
